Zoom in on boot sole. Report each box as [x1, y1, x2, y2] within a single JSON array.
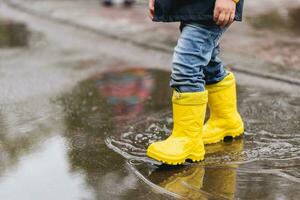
[[147, 149, 205, 165], [203, 127, 244, 145]]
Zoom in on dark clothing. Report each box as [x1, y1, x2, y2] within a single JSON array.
[[153, 0, 244, 23]]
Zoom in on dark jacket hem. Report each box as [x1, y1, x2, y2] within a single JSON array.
[[152, 0, 244, 23], [153, 14, 242, 23]]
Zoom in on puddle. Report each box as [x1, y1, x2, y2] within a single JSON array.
[[0, 67, 299, 199], [248, 7, 300, 34], [105, 70, 300, 199], [55, 67, 173, 199], [0, 67, 173, 200], [0, 19, 28, 47]]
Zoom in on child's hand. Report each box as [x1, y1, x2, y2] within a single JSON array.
[[149, 0, 155, 19], [214, 0, 236, 27]]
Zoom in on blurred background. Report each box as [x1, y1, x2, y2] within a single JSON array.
[[0, 0, 299, 200]]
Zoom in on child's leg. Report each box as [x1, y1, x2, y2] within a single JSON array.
[[204, 44, 228, 85], [203, 36, 244, 144], [147, 23, 225, 165], [170, 23, 225, 92]]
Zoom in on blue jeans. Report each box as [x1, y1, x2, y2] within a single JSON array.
[[170, 23, 228, 92]]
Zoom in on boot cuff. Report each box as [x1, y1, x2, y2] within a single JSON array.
[[172, 90, 208, 105], [206, 72, 235, 93]]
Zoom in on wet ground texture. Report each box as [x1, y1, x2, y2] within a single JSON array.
[[248, 7, 300, 35], [105, 69, 300, 199], [0, 19, 28, 47], [0, 1, 300, 200], [1, 66, 299, 199]]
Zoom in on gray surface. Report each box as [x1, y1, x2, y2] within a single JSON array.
[[0, 1, 299, 200], [4, 0, 300, 84]]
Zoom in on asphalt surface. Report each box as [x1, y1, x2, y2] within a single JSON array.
[[0, 1, 299, 200], [5, 0, 300, 84]]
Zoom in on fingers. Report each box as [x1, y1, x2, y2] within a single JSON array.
[[213, 0, 236, 27], [221, 12, 230, 27], [149, 9, 154, 19], [149, 0, 155, 19], [228, 12, 235, 26], [213, 6, 221, 22], [216, 12, 226, 26], [215, 10, 235, 27]]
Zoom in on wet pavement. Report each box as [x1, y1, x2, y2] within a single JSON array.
[[1, 65, 299, 199], [248, 7, 300, 34], [0, 1, 300, 200], [0, 19, 28, 47], [5, 0, 300, 79], [106, 69, 300, 199]]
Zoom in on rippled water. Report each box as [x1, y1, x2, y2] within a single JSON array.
[[105, 69, 300, 199], [0, 67, 299, 199]]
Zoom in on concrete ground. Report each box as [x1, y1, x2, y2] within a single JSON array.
[[4, 0, 300, 84], [0, 1, 299, 200]]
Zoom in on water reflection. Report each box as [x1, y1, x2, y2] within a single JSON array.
[[130, 139, 244, 199], [58, 67, 172, 199], [0, 19, 28, 47], [0, 98, 63, 173], [108, 76, 300, 199], [1, 66, 299, 199], [95, 68, 156, 119], [248, 7, 300, 34]]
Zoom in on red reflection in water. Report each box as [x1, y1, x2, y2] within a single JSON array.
[[96, 68, 154, 116]]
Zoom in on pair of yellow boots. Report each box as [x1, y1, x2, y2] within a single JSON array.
[[147, 72, 244, 165]]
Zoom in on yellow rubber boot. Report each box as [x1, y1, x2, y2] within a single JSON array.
[[147, 90, 208, 165], [159, 166, 206, 199], [203, 72, 244, 144]]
